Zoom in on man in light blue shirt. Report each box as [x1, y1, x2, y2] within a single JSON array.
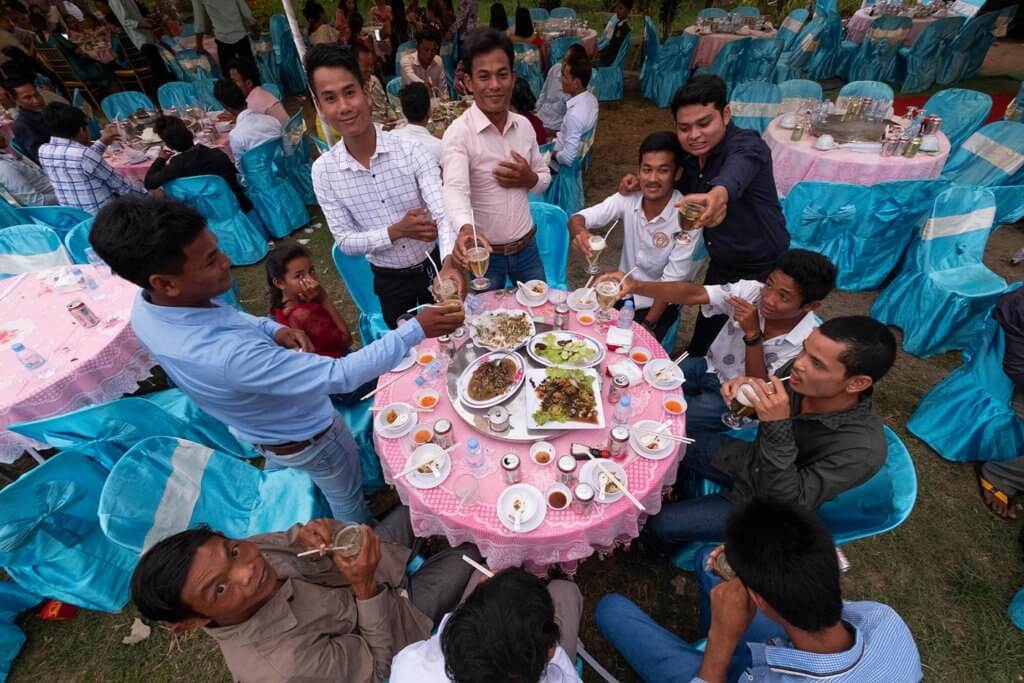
[[89, 196, 464, 523], [535, 44, 587, 133], [550, 51, 597, 172], [596, 498, 923, 683]]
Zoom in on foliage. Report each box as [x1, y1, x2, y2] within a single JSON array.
[[658, 0, 685, 40]]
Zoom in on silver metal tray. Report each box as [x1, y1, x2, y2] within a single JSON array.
[[810, 115, 896, 144]]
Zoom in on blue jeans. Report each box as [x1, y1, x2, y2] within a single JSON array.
[[258, 418, 373, 523], [681, 357, 731, 438], [480, 238, 546, 292]]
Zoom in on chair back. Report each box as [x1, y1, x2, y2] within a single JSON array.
[[192, 78, 223, 111], [530, 201, 569, 290], [738, 31, 783, 82], [540, 128, 594, 215], [514, 43, 544, 97], [550, 7, 576, 18], [771, 14, 826, 82], [698, 7, 728, 18], [252, 32, 282, 89], [950, 0, 984, 18], [331, 244, 391, 343], [778, 8, 809, 51], [17, 205, 90, 239], [644, 34, 698, 108], [100, 91, 155, 120], [386, 76, 401, 99], [733, 6, 761, 16], [529, 7, 549, 21], [283, 110, 317, 205], [916, 185, 996, 273], [778, 78, 822, 112], [641, 15, 660, 68], [157, 44, 186, 81], [549, 35, 583, 66], [270, 13, 308, 93], [62, 217, 93, 264], [238, 137, 311, 238], [837, 79, 894, 106], [394, 38, 418, 73], [263, 82, 283, 101], [898, 15, 964, 93], [922, 88, 991, 155], [804, 9, 842, 80], [0, 200, 21, 226], [157, 81, 199, 110], [942, 121, 1024, 187], [702, 36, 750, 91], [938, 11, 998, 85], [310, 133, 330, 153], [845, 14, 910, 82], [172, 48, 214, 82], [729, 81, 781, 134], [164, 175, 269, 265], [0, 224, 71, 277]]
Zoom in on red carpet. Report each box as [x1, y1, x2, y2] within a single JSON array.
[[893, 91, 1016, 123]]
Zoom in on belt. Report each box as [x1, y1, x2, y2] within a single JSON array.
[[489, 226, 537, 256], [258, 423, 333, 456], [370, 250, 440, 275]]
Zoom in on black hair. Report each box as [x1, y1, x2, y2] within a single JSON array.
[[725, 498, 842, 633], [27, 12, 45, 34], [130, 525, 221, 623], [42, 101, 87, 138], [489, 2, 508, 31], [303, 0, 325, 24], [514, 7, 533, 38], [563, 49, 592, 88], [348, 12, 365, 45], [415, 26, 442, 46], [621, 0, 635, 10], [354, 42, 374, 60], [460, 27, 514, 75], [671, 74, 728, 118], [399, 81, 430, 123], [89, 196, 207, 290], [510, 76, 536, 114], [816, 315, 897, 383], [638, 130, 684, 169], [265, 242, 311, 311], [391, 0, 410, 46], [441, 568, 560, 683], [153, 115, 195, 152], [213, 78, 246, 112], [773, 249, 836, 305], [2, 71, 32, 97], [564, 42, 587, 62], [227, 57, 261, 87]]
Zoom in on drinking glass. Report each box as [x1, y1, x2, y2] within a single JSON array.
[[721, 383, 756, 429], [585, 234, 606, 275], [595, 280, 620, 323], [432, 274, 465, 336], [453, 474, 479, 508], [466, 245, 491, 292], [676, 200, 705, 245]]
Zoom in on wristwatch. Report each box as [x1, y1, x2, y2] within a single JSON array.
[[743, 332, 763, 346]]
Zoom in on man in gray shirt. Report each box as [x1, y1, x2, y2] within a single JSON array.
[[535, 43, 587, 134], [192, 0, 259, 68], [0, 133, 56, 205]]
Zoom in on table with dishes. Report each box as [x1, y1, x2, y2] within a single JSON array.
[[371, 285, 690, 573], [535, 18, 600, 62], [845, 5, 953, 45], [683, 18, 777, 69], [0, 265, 154, 464]]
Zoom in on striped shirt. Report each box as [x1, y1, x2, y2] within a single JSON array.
[[38, 137, 144, 214]]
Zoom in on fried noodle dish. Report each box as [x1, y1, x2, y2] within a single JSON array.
[[468, 357, 518, 402]]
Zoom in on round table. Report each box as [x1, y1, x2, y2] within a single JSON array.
[[105, 125, 235, 183], [538, 27, 600, 63], [372, 290, 687, 573], [0, 266, 154, 463], [683, 26, 778, 69], [763, 116, 950, 197], [844, 8, 951, 46]]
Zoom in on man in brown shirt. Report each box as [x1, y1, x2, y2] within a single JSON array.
[[130, 507, 480, 682]]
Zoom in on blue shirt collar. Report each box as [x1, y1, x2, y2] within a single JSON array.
[[747, 620, 866, 679]]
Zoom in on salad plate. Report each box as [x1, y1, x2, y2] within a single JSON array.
[[525, 331, 604, 369]]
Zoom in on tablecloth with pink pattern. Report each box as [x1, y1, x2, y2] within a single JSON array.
[[105, 132, 234, 184], [845, 8, 950, 46], [764, 117, 950, 197], [0, 266, 154, 463], [683, 26, 778, 69], [373, 290, 687, 572]]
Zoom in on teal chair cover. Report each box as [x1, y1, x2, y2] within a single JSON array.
[[550, 7, 576, 19], [771, 14, 826, 82], [71, 88, 101, 139], [386, 76, 401, 99], [101, 91, 155, 120], [837, 79, 894, 105], [62, 217, 93, 264], [263, 82, 283, 101], [839, 14, 910, 82], [331, 244, 391, 344], [310, 133, 330, 153], [174, 48, 215, 82], [729, 81, 781, 134], [530, 201, 569, 291], [394, 38, 417, 74], [163, 175, 269, 265], [908, 316, 1024, 463], [98, 436, 328, 554], [698, 37, 749, 95], [18, 205, 90, 239], [778, 78, 822, 112], [871, 186, 1015, 357], [942, 121, 1024, 187], [193, 78, 224, 111], [0, 448, 139, 611], [540, 129, 594, 215], [514, 43, 544, 97], [157, 81, 199, 110], [271, 13, 308, 93], [239, 138, 310, 239], [549, 35, 583, 67], [441, 38, 457, 82], [777, 8, 809, 51], [737, 32, 783, 83], [896, 15, 964, 93], [0, 224, 71, 278], [0, 581, 40, 681], [990, 185, 1024, 226], [158, 44, 187, 81], [922, 88, 991, 155], [592, 34, 631, 102], [937, 11, 998, 85], [733, 6, 761, 16], [529, 7, 549, 21], [252, 33, 282, 90], [639, 16, 659, 100], [1012, 588, 1024, 631], [698, 8, 727, 18], [283, 110, 317, 205], [642, 30, 697, 108], [0, 200, 21, 226], [804, 9, 842, 80]]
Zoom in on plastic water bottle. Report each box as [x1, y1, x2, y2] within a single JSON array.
[[465, 437, 485, 476], [12, 342, 45, 370], [71, 267, 97, 290], [612, 395, 632, 426], [617, 299, 635, 329], [421, 359, 445, 385]]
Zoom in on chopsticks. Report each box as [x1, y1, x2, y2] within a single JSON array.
[[370, 405, 429, 412], [360, 368, 412, 401], [654, 351, 689, 379], [583, 450, 645, 512], [462, 554, 495, 577], [394, 443, 459, 479], [633, 426, 695, 445]]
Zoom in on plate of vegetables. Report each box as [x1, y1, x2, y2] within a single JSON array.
[[525, 367, 605, 430], [526, 331, 604, 369]]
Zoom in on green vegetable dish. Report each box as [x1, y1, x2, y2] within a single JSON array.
[[532, 333, 598, 366], [532, 368, 599, 425]]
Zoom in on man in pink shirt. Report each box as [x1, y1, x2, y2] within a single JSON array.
[[440, 28, 551, 291], [228, 58, 290, 126]]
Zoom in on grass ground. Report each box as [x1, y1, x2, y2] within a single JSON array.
[[7, 5, 1024, 681]]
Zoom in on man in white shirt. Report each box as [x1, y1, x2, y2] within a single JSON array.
[[399, 28, 446, 95], [551, 50, 597, 172], [535, 43, 586, 134], [214, 79, 283, 160], [391, 568, 583, 683], [391, 82, 442, 165], [192, 0, 257, 67], [0, 133, 56, 205], [570, 132, 703, 340], [227, 57, 289, 126]]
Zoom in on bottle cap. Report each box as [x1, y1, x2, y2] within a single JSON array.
[[468, 437, 479, 448], [415, 376, 425, 386], [620, 396, 631, 407], [12, 343, 24, 351], [71, 268, 82, 274], [624, 299, 634, 310]]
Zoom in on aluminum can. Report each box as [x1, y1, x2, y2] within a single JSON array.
[[557, 455, 577, 486], [903, 136, 921, 158], [487, 406, 511, 433], [553, 303, 570, 330], [608, 374, 628, 405], [608, 426, 630, 459], [433, 419, 454, 450], [572, 483, 595, 514], [67, 300, 100, 327], [789, 123, 804, 141], [500, 453, 521, 484]]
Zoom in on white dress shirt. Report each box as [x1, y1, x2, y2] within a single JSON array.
[[0, 149, 57, 205], [192, 0, 255, 44], [228, 109, 284, 160], [552, 90, 598, 169], [389, 123, 442, 166], [576, 190, 705, 310], [312, 126, 449, 269], [399, 52, 446, 95], [108, 0, 154, 49], [702, 280, 820, 383], [536, 63, 568, 131]]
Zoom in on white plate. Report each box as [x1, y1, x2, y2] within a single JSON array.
[[525, 367, 605, 430], [403, 444, 452, 489], [644, 359, 684, 390], [629, 420, 677, 461], [526, 331, 605, 369], [567, 288, 598, 312], [497, 483, 546, 533], [392, 348, 417, 373], [469, 309, 536, 351], [515, 288, 548, 309], [374, 402, 418, 438], [457, 350, 526, 409], [580, 459, 628, 504]]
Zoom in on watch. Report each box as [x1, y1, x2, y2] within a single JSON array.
[[743, 332, 764, 346]]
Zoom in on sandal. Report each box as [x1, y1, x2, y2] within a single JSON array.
[[975, 463, 1022, 521]]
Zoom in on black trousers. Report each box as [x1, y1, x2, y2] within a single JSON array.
[[370, 250, 440, 329], [140, 44, 173, 87], [687, 259, 776, 356], [215, 36, 254, 69]]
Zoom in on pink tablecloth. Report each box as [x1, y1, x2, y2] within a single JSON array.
[[0, 266, 155, 463], [372, 290, 687, 572], [539, 27, 599, 64], [105, 133, 234, 184], [683, 26, 778, 68], [764, 116, 950, 197], [845, 8, 949, 45]]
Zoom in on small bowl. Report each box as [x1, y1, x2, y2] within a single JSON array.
[[780, 113, 797, 129], [545, 482, 573, 510], [662, 395, 687, 417], [547, 289, 568, 305], [530, 441, 555, 466], [629, 346, 652, 365], [416, 350, 438, 366], [522, 279, 548, 304], [576, 311, 595, 326], [814, 134, 835, 151], [414, 388, 440, 410], [411, 425, 435, 446]]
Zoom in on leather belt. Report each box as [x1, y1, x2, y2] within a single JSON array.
[[258, 423, 333, 456], [489, 226, 537, 256]]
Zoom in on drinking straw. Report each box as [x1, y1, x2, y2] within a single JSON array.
[[618, 266, 639, 285], [602, 218, 620, 241], [424, 250, 441, 280]]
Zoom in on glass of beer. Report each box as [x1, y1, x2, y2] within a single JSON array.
[[466, 245, 491, 292], [585, 234, 606, 275], [595, 280, 620, 323], [432, 275, 465, 335], [721, 383, 757, 430], [676, 201, 705, 245]]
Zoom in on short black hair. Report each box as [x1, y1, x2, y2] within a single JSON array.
[[563, 49, 592, 88], [130, 525, 221, 623], [213, 78, 246, 112], [638, 130, 684, 169], [725, 498, 842, 633], [304, 42, 364, 90], [415, 26, 442, 46], [441, 568, 560, 683], [773, 249, 837, 305], [564, 43, 587, 62], [461, 27, 514, 75], [621, 0, 635, 10], [2, 71, 32, 97], [227, 57, 261, 87], [348, 11, 365, 42], [510, 76, 536, 114], [153, 115, 195, 152], [303, 0, 325, 23], [266, 241, 311, 311], [42, 102, 87, 138], [671, 74, 728, 118], [399, 81, 430, 123], [514, 7, 533, 38], [489, 2, 508, 31], [817, 315, 897, 383], [89, 195, 207, 290]]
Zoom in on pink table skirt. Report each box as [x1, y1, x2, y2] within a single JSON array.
[[372, 290, 687, 572], [105, 133, 234, 184], [683, 26, 778, 69], [0, 266, 155, 463], [764, 116, 950, 197], [845, 8, 947, 46]]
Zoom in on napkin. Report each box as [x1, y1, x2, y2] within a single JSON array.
[[606, 359, 643, 386], [605, 326, 633, 352]]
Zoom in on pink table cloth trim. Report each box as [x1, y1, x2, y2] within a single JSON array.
[[106, 134, 234, 184], [845, 8, 947, 46], [763, 116, 950, 197], [683, 26, 778, 69], [372, 291, 687, 572]]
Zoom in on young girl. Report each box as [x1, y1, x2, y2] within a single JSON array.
[[266, 244, 353, 359]]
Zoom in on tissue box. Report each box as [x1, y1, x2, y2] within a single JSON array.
[[605, 326, 633, 352], [605, 359, 643, 386]]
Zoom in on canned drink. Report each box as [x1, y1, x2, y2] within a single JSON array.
[[608, 375, 628, 406], [789, 123, 804, 141], [553, 303, 570, 330], [608, 426, 629, 459], [433, 419, 454, 450], [500, 453, 521, 484], [557, 455, 577, 486], [67, 300, 100, 327], [903, 136, 921, 158], [922, 115, 942, 135], [573, 483, 595, 513], [487, 406, 510, 433], [895, 135, 911, 156]]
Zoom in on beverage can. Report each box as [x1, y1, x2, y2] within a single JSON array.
[[573, 483, 595, 514], [500, 453, 521, 484], [433, 419, 453, 449], [903, 136, 921, 158], [557, 455, 577, 486], [608, 426, 629, 458], [487, 406, 510, 433], [608, 374, 628, 405], [67, 300, 100, 327], [789, 123, 804, 141], [554, 303, 570, 330]]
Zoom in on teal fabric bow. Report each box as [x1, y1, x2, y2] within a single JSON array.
[[0, 481, 91, 554], [799, 203, 857, 244]]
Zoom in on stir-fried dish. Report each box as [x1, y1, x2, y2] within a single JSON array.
[[471, 311, 533, 350], [532, 369, 599, 425], [468, 357, 518, 402]]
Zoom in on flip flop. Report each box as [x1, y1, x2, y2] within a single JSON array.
[[974, 463, 1021, 521]]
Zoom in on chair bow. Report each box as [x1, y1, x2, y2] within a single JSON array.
[[799, 203, 857, 243], [0, 481, 91, 553]]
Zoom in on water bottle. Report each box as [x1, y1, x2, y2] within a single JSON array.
[[421, 359, 445, 385], [12, 342, 45, 370], [617, 299, 635, 329], [71, 267, 97, 290], [612, 395, 632, 427], [465, 437, 485, 476]]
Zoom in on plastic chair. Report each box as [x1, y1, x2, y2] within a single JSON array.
[[549, 35, 583, 67], [0, 581, 40, 681], [592, 33, 630, 102], [0, 448, 139, 611], [642, 27, 697, 109], [529, 7, 549, 21], [238, 138, 310, 239], [394, 38, 418, 74], [163, 175, 269, 265], [777, 8, 809, 52], [263, 82, 283, 101], [100, 91, 155, 120], [331, 244, 391, 345], [908, 316, 1024, 463], [550, 7, 576, 19], [778, 78, 822, 113], [871, 186, 1013, 357], [514, 43, 544, 98], [62, 217, 93, 264], [771, 14, 826, 82], [252, 33, 282, 91], [540, 129, 594, 215], [698, 8, 727, 18], [270, 13, 308, 94], [837, 80, 893, 107], [192, 78, 223, 111], [157, 81, 199, 110], [386, 76, 401, 99], [838, 14, 910, 82], [937, 11, 998, 85], [17, 205, 90, 239], [922, 88, 991, 156], [942, 121, 1024, 188], [697, 37, 749, 96], [529, 201, 569, 291], [729, 81, 781, 134], [896, 15, 964, 93], [991, 185, 1024, 226], [173, 48, 215, 82], [0, 224, 71, 278], [283, 110, 317, 206], [733, 6, 761, 16]]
